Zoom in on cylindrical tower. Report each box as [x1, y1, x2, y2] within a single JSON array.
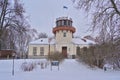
[[53, 17, 76, 43]]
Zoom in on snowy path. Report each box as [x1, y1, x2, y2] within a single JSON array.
[[0, 59, 120, 80]]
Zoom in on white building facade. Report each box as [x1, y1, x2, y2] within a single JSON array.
[[28, 17, 95, 58]]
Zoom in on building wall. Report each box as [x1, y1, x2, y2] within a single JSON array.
[[28, 44, 55, 57], [54, 29, 75, 58], [29, 44, 76, 58], [55, 30, 72, 43], [28, 43, 92, 58], [55, 43, 76, 55], [75, 44, 91, 56]]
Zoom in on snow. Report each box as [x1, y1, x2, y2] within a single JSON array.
[[30, 38, 95, 45], [72, 38, 96, 45], [0, 59, 120, 80], [29, 38, 55, 45], [103, 64, 114, 70]]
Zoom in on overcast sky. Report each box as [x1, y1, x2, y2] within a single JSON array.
[[22, 0, 91, 37]]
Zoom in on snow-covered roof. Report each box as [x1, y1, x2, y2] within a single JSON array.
[[29, 38, 95, 45], [29, 38, 55, 45], [72, 38, 96, 45]]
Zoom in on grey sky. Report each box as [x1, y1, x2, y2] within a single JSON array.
[[22, 0, 91, 37]]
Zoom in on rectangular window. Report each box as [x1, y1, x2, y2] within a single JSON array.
[[62, 20, 64, 26], [63, 32, 66, 37], [33, 47, 37, 56], [40, 47, 44, 56], [70, 21, 72, 26], [68, 21, 70, 26], [56, 21, 58, 26], [64, 20, 67, 25]]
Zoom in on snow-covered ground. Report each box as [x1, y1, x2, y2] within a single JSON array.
[[0, 59, 120, 80]]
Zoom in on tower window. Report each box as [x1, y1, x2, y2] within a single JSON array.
[[70, 21, 72, 26], [68, 21, 70, 26], [63, 32, 66, 37], [64, 20, 67, 25], [62, 20, 64, 26], [59, 20, 62, 26], [56, 21, 58, 26]]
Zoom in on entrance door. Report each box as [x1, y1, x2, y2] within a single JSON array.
[[62, 47, 67, 58]]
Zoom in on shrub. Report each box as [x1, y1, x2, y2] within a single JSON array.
[[21, 62, 36, 71], [47, 51, 65, 62]]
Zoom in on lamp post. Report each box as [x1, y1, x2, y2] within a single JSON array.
[[12, 53, 15, 76], [49, 42, 50, 56]]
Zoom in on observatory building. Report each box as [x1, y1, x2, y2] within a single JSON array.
[[28, 17, 95, 58]]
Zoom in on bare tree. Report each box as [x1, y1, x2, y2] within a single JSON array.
[[16, 21, 37, 58], [73, 0, 120, 43], [0, 0, 37, 59], [73, 0, 120, 69], [0, 0, 25, 50], [37, 32, 48, 39]]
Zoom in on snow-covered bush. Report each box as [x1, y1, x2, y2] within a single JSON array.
[[21, 62, 36, 71], [103, 64, 113, 71]]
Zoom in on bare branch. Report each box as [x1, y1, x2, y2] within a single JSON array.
[[110, 0, 120, 16]]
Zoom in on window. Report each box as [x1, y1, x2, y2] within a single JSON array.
[[62, 20, 64, 26], [33, 47, 37, 56], [56, 21, 58, 26], [83, 47, 87, 51], [63, 32, 66, 37], [40, 47, 44, 56], [70, 21, 72, 26], [68, 21, 70, 26], [56, 21, 61, 26], [76, 46, 80, 55], [58, 21, 60, 26], [64, 20, 67, 25]]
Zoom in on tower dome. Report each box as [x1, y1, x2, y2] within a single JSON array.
[[53, 17, 76, 34], [53, 17, 76, 44]]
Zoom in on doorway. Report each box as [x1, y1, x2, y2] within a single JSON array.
[[62, 47, 67, 58]]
